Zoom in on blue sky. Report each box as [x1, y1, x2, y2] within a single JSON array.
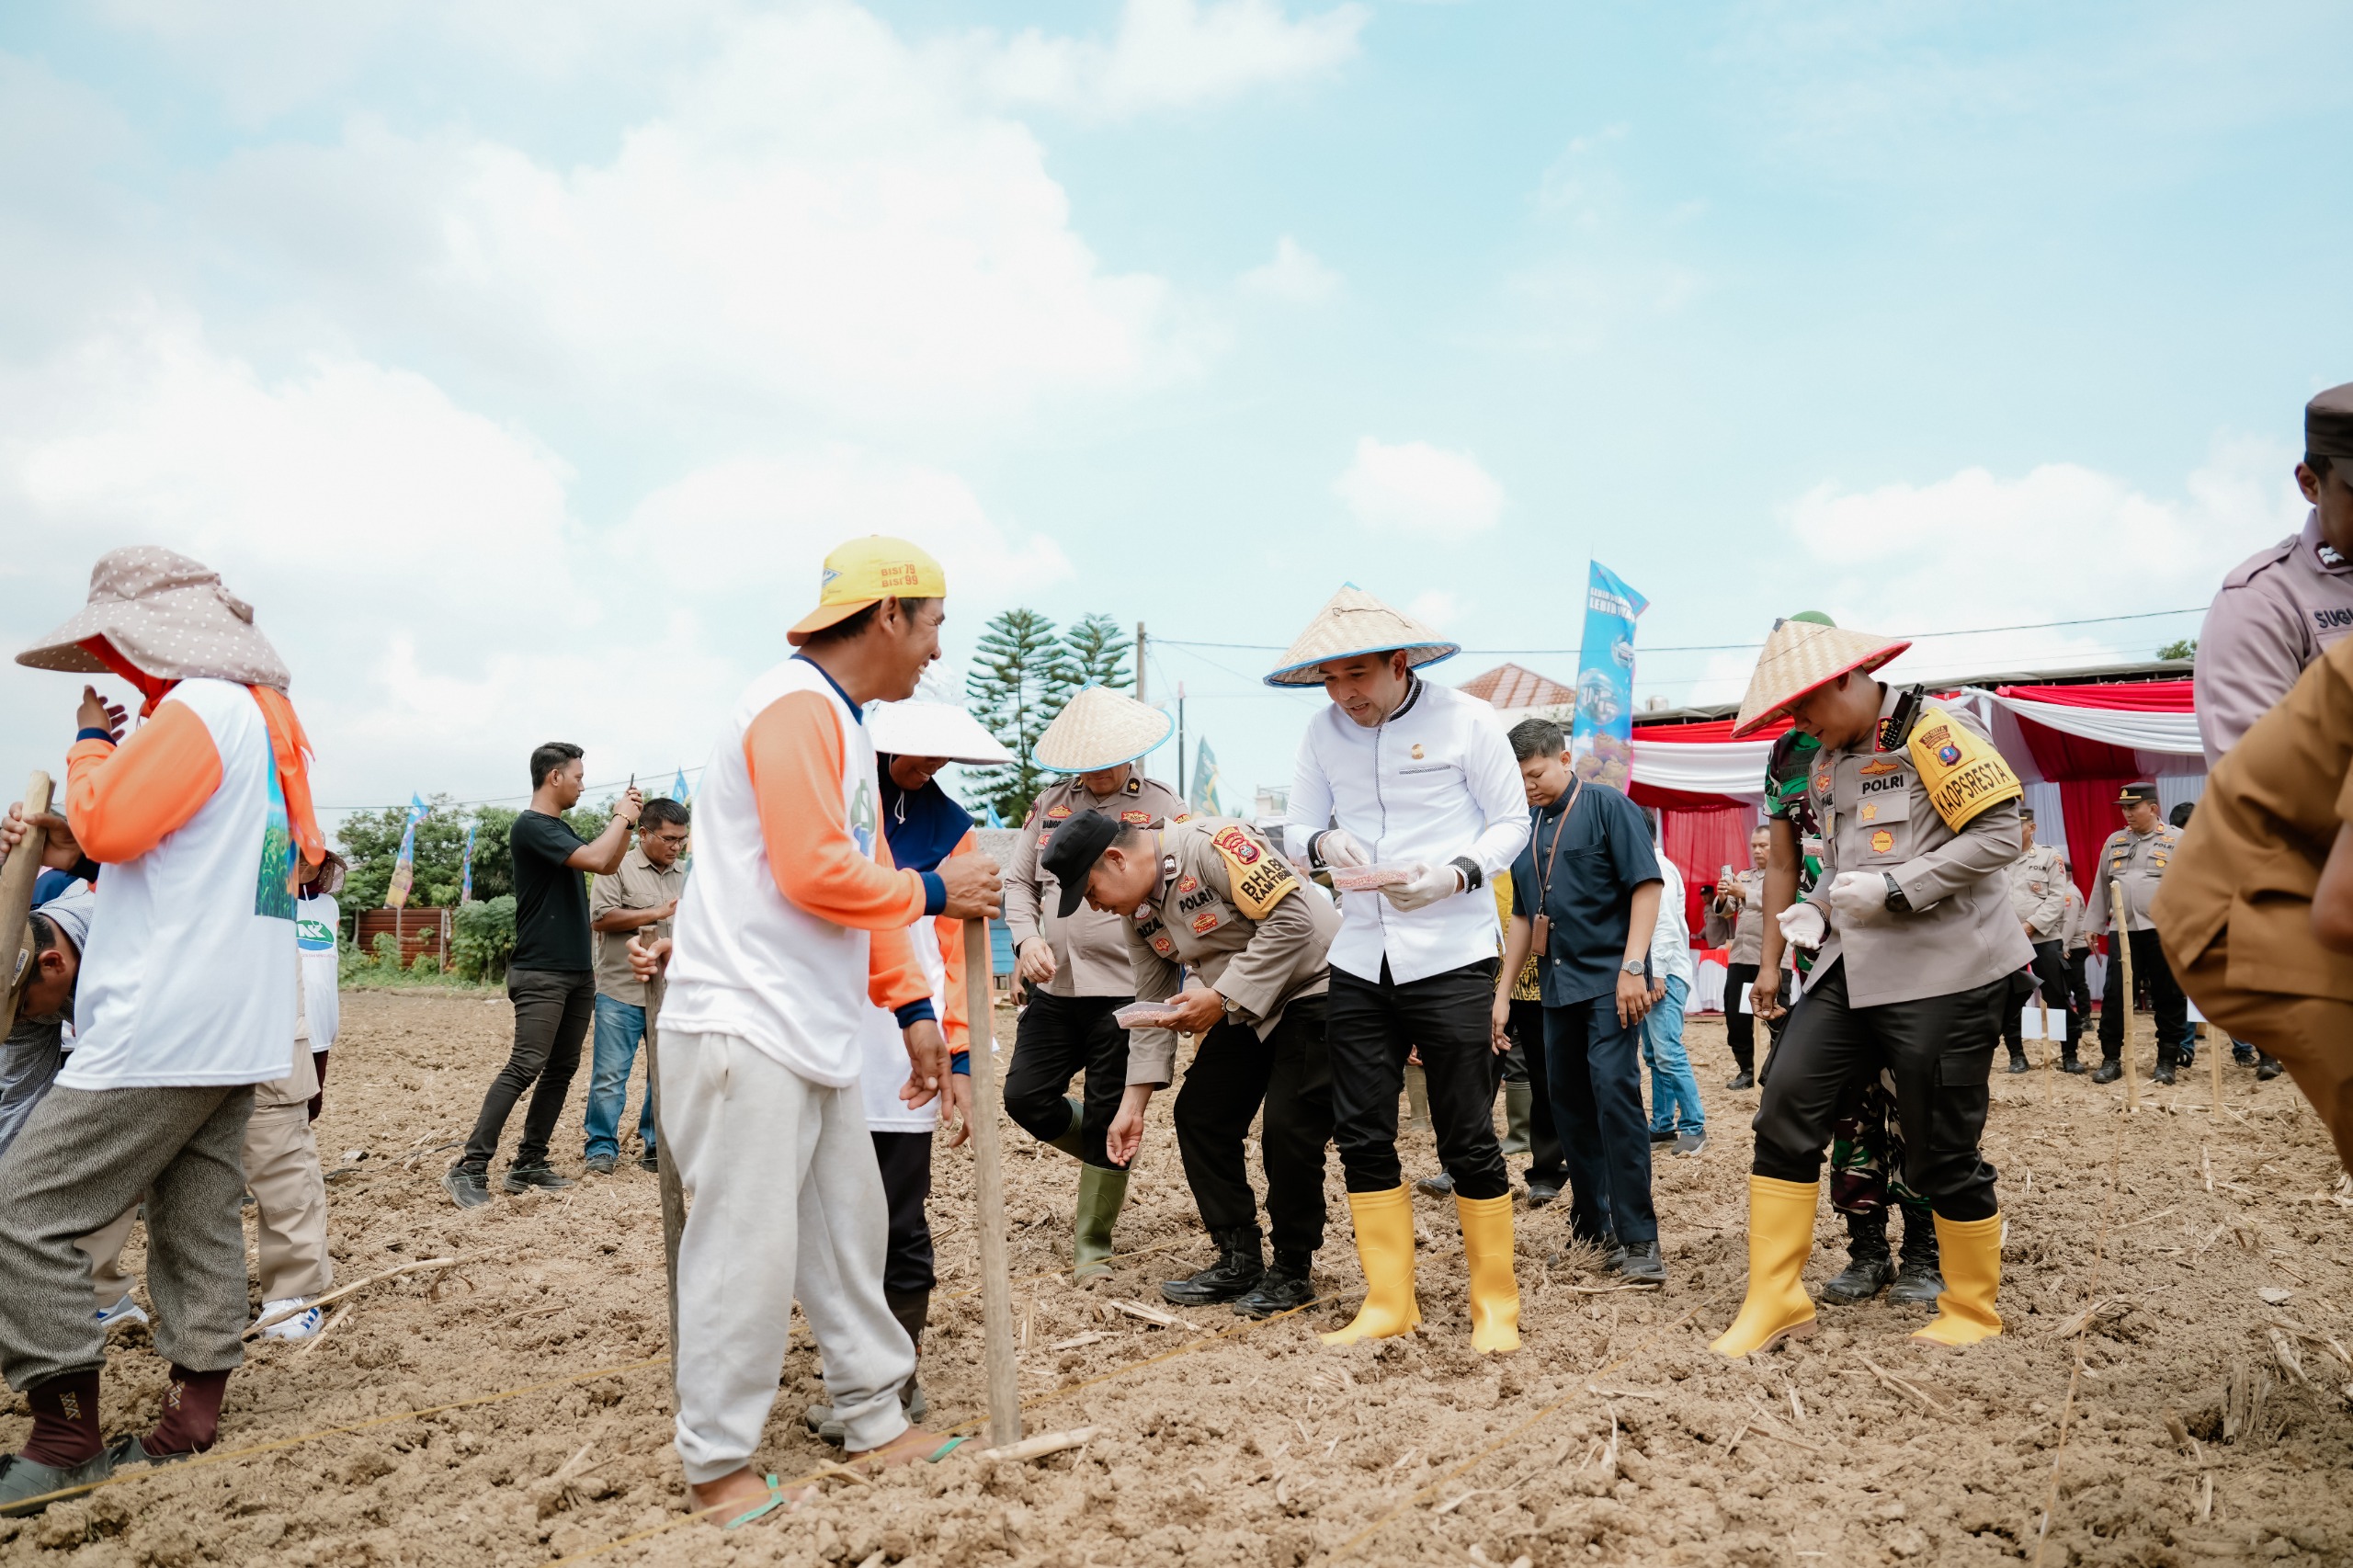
[[0, 0, 2344, 824]]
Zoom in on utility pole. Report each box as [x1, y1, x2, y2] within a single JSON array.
[[1176, 682, 1188, 799], [1135, 622, 1147, 705]]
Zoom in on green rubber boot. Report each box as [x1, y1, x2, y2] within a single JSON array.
[[1073, 1164, 1131, 1288], [1501, 1080, 1533, 1158], [1046, 1096, 1086, 1158]]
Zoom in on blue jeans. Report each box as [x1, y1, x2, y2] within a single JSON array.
[[1642, 976, 1704, 1136], [584, 994, 655, 1159], [1543, 995, 1657, 1247]]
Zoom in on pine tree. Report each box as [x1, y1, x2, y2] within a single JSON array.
[[965, 608, 1072, 823], [1061, 613, 1133, 692]]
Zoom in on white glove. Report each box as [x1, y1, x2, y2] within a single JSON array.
[[1777, 902, 1826, 949], [1827, 870, 1894, 926], [1381, 861, 1463, 912], [1314, 829, 1369, 869]]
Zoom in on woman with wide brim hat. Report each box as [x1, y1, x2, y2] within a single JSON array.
[[999, 683, 1187, 1289], [0, 547, 326, 1511]]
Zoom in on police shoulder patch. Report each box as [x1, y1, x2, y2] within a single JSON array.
[[1905, 708, 2022, 832], [1211, 824, 1299, 919]]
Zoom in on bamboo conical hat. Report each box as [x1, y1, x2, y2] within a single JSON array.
[[1263, 584, 1461, 688], [1034, 685, 1174, 773], [1729, 615, 1910, 738]]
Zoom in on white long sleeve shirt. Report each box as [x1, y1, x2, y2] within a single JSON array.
[[1648, 857, 1693, 988], [1284, 677, 1533, 985]]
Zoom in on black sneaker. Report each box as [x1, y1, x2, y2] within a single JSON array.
[[2060, 1055, 2086, 1074], [1724, 1068, 1756, 1091], [1414, 1171, 1457, 1197], [1648, 1128, 1677, 1145], [444, 1165, 493, 1210], [1233, 1254, 1316, 1318], [502, 1163, 574, 1194], [1524, 1179, 1562, 1210], [639, 1151, 660, 1172], [1161, 1229, 1264, 1306], [584, 1153, 618, 1176], [1818, 1253, 1893, 1304], [2152, 1062, 2177, 1086], [2091, 1060, 2122, 1085], [2005, 1054, 2030, 1074], [1611, 1240, 1666, 1287], [2256, 1055, 2283, 1082]]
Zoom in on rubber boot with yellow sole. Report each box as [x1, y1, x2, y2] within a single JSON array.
[[1455, 1192, 1521, 1354], [1710, 1176, 1820, 1358], [1320, 1187, 1419, 1346], [1911, 1212, 2003, 1347]]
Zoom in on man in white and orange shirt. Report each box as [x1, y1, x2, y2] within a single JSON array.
[[639, 538, 1001, 1527], [0, 549, 324, 1513]]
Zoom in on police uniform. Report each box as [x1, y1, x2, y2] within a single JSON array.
[[1720, 678, 2033, 1355], [2001, 835, 2079, 1068], [1120, 817, 1339, 1313], [2062, 880, 2094, 1039], [999, 768, 1188, 1166], [2084, 789, 2188, 1080]]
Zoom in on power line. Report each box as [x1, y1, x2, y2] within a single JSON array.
[[318, 766, 704, 815], [1150, 606, 2205, 658]]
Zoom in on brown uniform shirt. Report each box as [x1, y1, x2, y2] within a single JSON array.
[[2062, 881, 2088, 953], [1003, 770, 1188, 997], [2007, 843, 2068, 940], [1722, 868, 1767, 967], [1121, 817, 1339, 1086], [2084, 824, 2179, 935], [2157, 637, 2353, 1004], [589, 846, 687, 1008], [1800, 687, 2035, 1007], [2196, 511, 2353, 763]]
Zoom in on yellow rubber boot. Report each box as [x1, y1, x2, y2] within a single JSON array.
[[1320, 1187, 1419, 1346], [1454, 1192, 1521, 1355], [1710, 1176, 1821, 1358], [1912, 1212, 2003, 1346]]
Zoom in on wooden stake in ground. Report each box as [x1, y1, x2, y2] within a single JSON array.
[[645, 972, 687, 1412], [2211, 996, 2224, 1116], [962, 918, 1022, 1449], [2111, 879, 2139, 1111], [0, 772, 54, 1040]]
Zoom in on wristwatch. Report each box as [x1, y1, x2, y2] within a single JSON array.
[[1620, 959, 1645, 976], [1882, 872, 1912, 915]]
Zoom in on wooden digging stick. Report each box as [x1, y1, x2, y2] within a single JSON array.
[[0, 772, 54, 1040], [2211, 995, 2224, 1116], [962, 917, 1022, 1449], [644, 971, 687, 1410], [2111, 880, 2139, 1111]]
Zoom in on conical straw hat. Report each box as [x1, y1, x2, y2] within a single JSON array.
[[1034, 685, 1174, 773], [1729, 615, 1910, 738], [1263, 584, 1461, 688], [869, 699, 1016, 767]]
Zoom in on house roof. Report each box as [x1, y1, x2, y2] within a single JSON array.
[[1457, 662, 1576, 711]]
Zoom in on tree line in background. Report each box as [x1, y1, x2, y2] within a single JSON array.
[[962, 609, 1131, 824]]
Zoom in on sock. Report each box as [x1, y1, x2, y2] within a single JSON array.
[[22, 1369, 103, 1468], [144, 1366, 231, 1457]]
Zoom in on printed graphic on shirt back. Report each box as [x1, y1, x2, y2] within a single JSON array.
[[297, 915, 335, 951], [850, 778, 877, 858], [255, 763, 296, 921]]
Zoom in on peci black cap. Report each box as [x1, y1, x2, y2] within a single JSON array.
[[1041, 811, 1121, 918], [2307, 383, 2353, 460], [2116, 781, 2160, 807]]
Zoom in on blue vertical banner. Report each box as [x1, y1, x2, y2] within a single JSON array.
[[1189, 739, 1223, 817], [672, 767, 692, 802], [459, 821, 477, 903], [385, 793, 429, 910], [1570, 562, 1648, 790]]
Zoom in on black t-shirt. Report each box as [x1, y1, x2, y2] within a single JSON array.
[[511, 811, 592, 972], [1510, 781, 1663, 1008]]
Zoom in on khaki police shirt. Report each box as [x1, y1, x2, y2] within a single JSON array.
[[1003, 771, 1188, 998], [2085, 824, 2179, 935], [589, 846, 687, 1008], [1722, 868, 1767, 967], [2196, 510, 2353, 763], [2063, 881, 2088, 952], [2007, 843, 2069, 940], [1120, 817, 1339, 1087], [1800, 687, 2036, 1007]]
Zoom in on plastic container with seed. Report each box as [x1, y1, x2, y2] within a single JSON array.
[[1327, 864, 1414, 892], [1112, 1002, 1186, 1029]]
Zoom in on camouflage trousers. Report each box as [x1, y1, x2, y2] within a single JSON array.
[[1826, 1066, 1930, 1221]]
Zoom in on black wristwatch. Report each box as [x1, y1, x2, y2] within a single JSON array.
[[1882, 872, 1912, 915], [1449, 856, 1483, 892]]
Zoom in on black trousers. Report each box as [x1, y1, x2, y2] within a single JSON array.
[[1003, 991, 1131, 1169], [2002, 939, 2080, 1054], [1327, 958, 1507, 1200], [1173, 997, 1333, 1255], [871, 1130, 936, 1297], [1543, 995, 1658, 1246], [1750, 960, 2006, 1222], [2098, 927, 2188, 1066], [1505, 999, 1566, 1184], [463, 968, 595, 1169], [1722, 962, 1790, 1072], [2066, 949, 2092, 1029]]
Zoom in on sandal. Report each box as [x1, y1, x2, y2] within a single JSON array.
[[722, 1474, 799, 1530]]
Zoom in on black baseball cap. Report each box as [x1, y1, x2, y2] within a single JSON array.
[[2116, 781, 2160, 806], [1041, 812, 1121, 918]]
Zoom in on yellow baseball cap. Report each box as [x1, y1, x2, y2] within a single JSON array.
[[786, 537, 948, 645]]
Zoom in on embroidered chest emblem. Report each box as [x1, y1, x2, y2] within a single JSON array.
[[1176, 875, 1199, 893], [1191, 911, 1222, 934], [1870, 830, 1894, 853], [1046, 805, 1072, 820], [1120, 810, 1153, 826], [1411, 744, 1426, 759]]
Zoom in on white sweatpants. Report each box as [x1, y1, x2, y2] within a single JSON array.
[[665, 1030, 915, 1483]]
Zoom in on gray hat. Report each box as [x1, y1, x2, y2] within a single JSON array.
[[2307, 383, 2353, 461], [17, 547, 290, 689], [34, 886, 94, 954]]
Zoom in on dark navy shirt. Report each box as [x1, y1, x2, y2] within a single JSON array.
[[1508, 781, 1663, 1007]]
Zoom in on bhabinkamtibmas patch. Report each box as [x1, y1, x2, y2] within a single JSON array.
[[1906, 709, 2022, 830], [1211, 825, 1298, 918]]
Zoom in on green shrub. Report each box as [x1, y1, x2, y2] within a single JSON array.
[[452, 896, 518, 983], [409, 953, 440, 977], [372, 932, 402, 968]]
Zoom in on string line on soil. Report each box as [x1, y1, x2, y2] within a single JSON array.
[[937, 1235, 1193, 1301], [1309, 1287, 1733, 1567], [2029, 1097, 2131, 1567]]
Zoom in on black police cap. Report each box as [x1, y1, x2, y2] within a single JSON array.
[[1041, 811, 1120, 918]]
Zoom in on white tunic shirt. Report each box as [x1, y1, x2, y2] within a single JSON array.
[[1284, 677, 1532, 986]]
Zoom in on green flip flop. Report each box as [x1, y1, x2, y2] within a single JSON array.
[[925, 1436, 970, 1463], [723, 1474, 795, 1530]]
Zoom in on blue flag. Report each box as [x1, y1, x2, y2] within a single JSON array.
[[672, 767, 692, 802], [1569, 562, 1648, 791], [1189, 739, 1223, 817], [459, 821, 477, 903], [386, 793, 430, 910]]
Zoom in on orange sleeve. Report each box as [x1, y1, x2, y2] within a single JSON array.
[[64, 702, 223, 864], [745, 691, 929, 931], [864, 811, 934, 1017], [936, 830, 979, 1052]]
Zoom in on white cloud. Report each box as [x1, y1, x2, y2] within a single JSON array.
[[969, 0, 1367, 119], [1405, 590, 1461, 630], [1333, 436, 1505, 539], [1239, 236, 1343, 304]]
